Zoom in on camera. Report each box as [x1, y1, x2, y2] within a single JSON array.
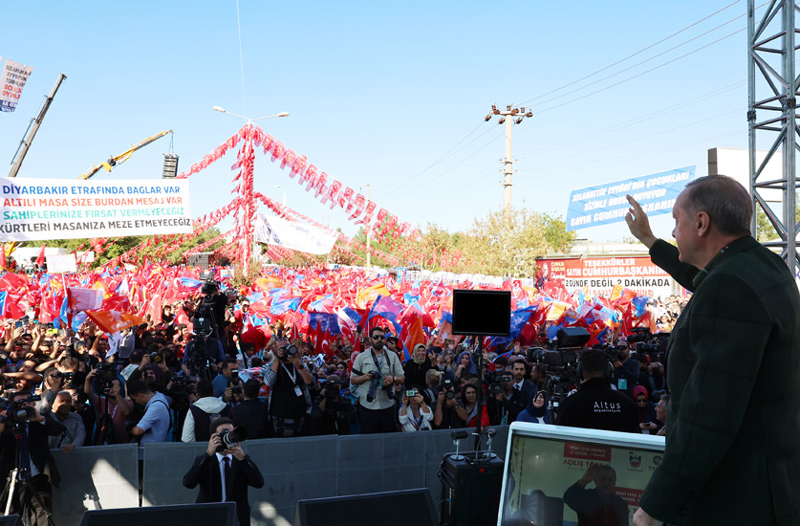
[[94, 363, 118, 395], [278, 343, 298, 362], [486, 371, 513, 395], [231, 385, 243, 396], [149, 352, 163, 364], [200, 280, 219, 296], [405, 390, 417, 398], [0, 394, 41, 426], [443, 379, 456, 400], [365, 370, 394, 403], [216, 426, 247, 452]]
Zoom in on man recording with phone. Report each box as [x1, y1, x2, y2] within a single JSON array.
[[350, 327, 405, 434], [262, 336, 314, 437], [182, 418, 264, 526]]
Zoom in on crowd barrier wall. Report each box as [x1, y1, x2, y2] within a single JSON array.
[[50, 427, 509, 526]]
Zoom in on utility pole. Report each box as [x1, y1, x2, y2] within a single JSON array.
[[9, 73, 67, 178], [485, 104, 533, 211], [364, 184, 371, 269]]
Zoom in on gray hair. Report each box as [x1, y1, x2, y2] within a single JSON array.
[[681, 175, 751, 236]]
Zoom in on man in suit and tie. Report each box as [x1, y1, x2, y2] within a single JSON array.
[[625, 176, 800, 525], [182, 417, 264, 526], [510, 358, 536, 404]]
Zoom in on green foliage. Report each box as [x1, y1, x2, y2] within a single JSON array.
[[27, 227, 224, 267]]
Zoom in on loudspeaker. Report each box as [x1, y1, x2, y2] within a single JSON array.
[[0, 515, 22, 526], [556, 327, 590, 348], [80, 502, 236, 526], [439, 452, 505, 526], [162, 153, 179, 179], [295, 488, 436, 526]]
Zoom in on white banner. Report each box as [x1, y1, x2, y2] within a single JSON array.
[[46, 253, 77, 274], [0, 178, 193, 241], [0, 59, 34, 112], [254, 214, 337, 255]]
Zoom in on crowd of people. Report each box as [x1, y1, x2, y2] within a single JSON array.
[[0, 274, 677, 524]]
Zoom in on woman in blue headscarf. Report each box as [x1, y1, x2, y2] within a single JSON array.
[[516, 390, 551, 424], [454, 350, 477, 382]]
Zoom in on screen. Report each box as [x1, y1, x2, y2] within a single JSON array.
[[452, 289, 511, 336], [499, 431, 664, 526]]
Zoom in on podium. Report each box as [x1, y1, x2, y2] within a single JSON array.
[[438, 451, 504, 526]]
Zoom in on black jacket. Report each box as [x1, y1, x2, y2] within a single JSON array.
[[555, 378, 639, 433], [182, 452, 265, 526], [0, 416, 66, 488]]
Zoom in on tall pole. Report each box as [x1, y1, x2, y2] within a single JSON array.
[[9, 73, 67, 178], [503, 116, 514, 211], [748, 0, 800, 274], [485, 105, 533, 212], [365, 183, 371, 269]]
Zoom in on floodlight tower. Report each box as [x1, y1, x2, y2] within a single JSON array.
[[748, 0, 800, 274], [485, 104, 533, 212]]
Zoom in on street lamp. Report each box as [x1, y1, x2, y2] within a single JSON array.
[[212, 105, 289, 123]]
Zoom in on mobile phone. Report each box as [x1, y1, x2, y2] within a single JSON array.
[[405, 390, 417, 398], [15, 320, 23, 329]]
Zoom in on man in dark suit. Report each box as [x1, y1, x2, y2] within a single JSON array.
[[0, 391, 66, 526], [182, 417, 265, 526], [625, 176, 800, 525], [510, 358, 536, 404]]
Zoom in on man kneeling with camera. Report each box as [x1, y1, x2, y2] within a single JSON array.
[[182, 418, 264, 526]]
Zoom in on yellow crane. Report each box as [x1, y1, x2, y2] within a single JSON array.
[[78, 130, 173, 180]]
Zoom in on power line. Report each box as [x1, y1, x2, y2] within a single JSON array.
[[520, 0, 743, 105], [517, 80, 746, 162], [537, 27, 744, 115], [381, 122, 493, 192]]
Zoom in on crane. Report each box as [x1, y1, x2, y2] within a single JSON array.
[[78, 130, 173, 180]]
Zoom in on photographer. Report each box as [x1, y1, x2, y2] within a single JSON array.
[[127, 380, 171, 443], [263, 338, 315, 437], [0, 391, 66, 525], [398, 385, 433, 432], [308, 375, 356, 436], [194, 280, 228, 343], [433, 378, 462, 430], [486, 367, 525, 425], [350, 327, 405, 434], [182, 328, 226, 380], [84, 367, 133, 444], [182, 418, 264, 526]]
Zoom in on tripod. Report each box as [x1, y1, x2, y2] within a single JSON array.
[[94, 395, 119, 446], [3, 425, 58, 526]]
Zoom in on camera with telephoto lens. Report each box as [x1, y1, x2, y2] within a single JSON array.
[[215, 426, 248, 453], [278, 343, 298, 362], [149, 352, 163, 364], [0, 394, 41, 426], [94, 363, 118, 395], [365, 370, 394, 403], [443, 379, 456, 400]]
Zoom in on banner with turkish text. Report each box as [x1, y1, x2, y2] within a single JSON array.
[[253, 214, 337, 255], [0, 59, 34, 112], [0, 178, 193, 241]]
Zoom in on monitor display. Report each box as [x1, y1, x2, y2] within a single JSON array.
[[498, 423, 665, 526], [452, 289, 511, 336]]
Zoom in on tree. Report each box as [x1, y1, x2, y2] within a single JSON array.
[[455, 208, 576, 278], [755, 197, 800, 243]]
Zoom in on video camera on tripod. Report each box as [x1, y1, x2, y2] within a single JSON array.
[[0, 394, 41, 430]]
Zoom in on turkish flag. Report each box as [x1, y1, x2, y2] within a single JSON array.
[[36, 244, 46, 267]]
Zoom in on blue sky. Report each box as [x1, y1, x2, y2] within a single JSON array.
[[0, 1, 752, 244]]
